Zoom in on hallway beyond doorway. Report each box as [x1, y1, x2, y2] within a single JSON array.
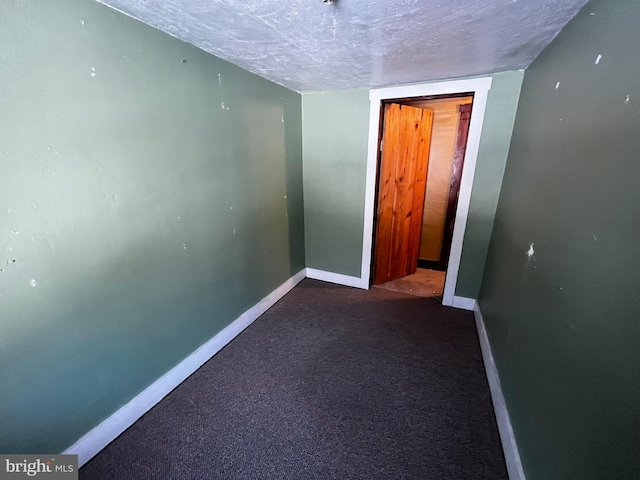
[[373, 268, 445, 298]]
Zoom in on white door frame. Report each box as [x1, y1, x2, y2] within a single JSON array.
[[360, 77, 493, 306]]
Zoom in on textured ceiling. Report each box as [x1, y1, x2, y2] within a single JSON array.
[[98, 0, 587, 93]]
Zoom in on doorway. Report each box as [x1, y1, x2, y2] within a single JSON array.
[[371, 94, 473, 298], [360, 77, 492, 307]]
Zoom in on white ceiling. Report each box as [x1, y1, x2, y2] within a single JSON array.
[[98, 0, 587, 93]]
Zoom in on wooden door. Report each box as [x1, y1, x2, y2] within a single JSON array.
[[373, 103, 434, 285]]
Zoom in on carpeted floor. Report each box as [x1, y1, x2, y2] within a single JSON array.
[[80, 279, 508, 480]]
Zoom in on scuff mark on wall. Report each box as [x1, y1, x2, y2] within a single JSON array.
[[594, 54, 602, 64], [218, 73, 225, 110]]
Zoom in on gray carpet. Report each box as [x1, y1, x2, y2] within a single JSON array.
[[80, 279, 508, 479]]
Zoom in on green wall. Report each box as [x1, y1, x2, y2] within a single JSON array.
[[479, 0, 640, 478], [302, 89, 371, 276], [456, 72, 524, 297], [302, 71, 523, 295], [0, 0, 304, 453]]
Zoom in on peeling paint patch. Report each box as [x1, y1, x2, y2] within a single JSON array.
[[526, 243, 535, 259]]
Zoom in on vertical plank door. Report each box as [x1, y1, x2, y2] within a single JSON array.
[[373, 103, 434, 285]]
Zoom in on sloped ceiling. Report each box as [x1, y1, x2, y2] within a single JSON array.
[[98, 0, 587, 93]]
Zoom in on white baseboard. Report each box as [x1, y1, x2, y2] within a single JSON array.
[[451, 295, 476, 311], [62, 269, 514, 470], [305, 267, 364, 289], [63, 269, 306, 467], [474, 303, 526, 480]]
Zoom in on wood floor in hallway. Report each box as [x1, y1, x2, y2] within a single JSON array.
[[373, 267, 446, 298]]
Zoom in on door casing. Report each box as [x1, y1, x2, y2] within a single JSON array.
[[361, 77, 493, 307]]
